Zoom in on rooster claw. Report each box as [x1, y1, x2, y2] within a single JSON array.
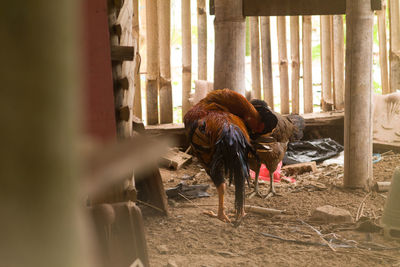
[[264, 190, 281, 199], [247, 190, 264, 199], [203, 210, 231, 223]]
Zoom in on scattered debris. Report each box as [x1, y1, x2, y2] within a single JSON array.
[[373, 181, 391, 192], [311, 205, 353, 223], [300, 220, 337, 251], [167, 259, 178, 267], [157, 245, 169, 254], [159, 148, 192, 170], [217, 251, 237, 257], [282, 161, 317, 176], [356, 192, 371, 221], [245, 205, 285, 215]]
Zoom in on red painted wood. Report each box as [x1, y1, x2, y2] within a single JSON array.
[[83, 0, 116, 142]]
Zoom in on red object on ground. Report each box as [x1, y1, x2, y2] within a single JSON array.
[[250, 161, 296, 183]]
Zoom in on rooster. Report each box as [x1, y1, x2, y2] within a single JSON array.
[[248, 99, 305, 198], [184, 89, 272, 223]]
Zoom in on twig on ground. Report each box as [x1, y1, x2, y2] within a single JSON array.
[[356, 192, 371, 221], [300, 220, 337, 252], [136, 199, 165, 213]]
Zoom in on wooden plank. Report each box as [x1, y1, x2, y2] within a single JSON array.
[[159, 149, 193, 170], [243, 0, 382, 16], [377, 0, 390, 94], [281, 161, 317, 176], [250, 17, 262, 99], [302, 16, 313, 113], [111, 45, 135, 61], [290, 16, 300, 114], [277, 16, 290, 114], [260, 16, 274, 108]]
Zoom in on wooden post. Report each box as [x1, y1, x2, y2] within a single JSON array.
[[197, 0, 207, 81], [133, 0, 142, 119], [260, 16, 274, 108], [290, 16, 300, 114], [378, 0, 390, 94], [182, 0, 192, 117], [250, 17, 262, 99], [146, 0, 159, 125], [321, 15, 333, 111], [389, 0, 400, 92], [344, 0, 374, 189], [277, 16, 290, 114], [302, 16, 313, 113], [158, 0, 173, 123], [332, 15, 345, 109], [214, 0, 246, 95], [0, 0, 90, 266]]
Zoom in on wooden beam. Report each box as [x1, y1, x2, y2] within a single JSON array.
[[182, 0, 192, 117], [198, 0, 208, 80], [302, 16, 313, 113], [332, 15, 345, 109], [344, 0, 374, 189], [145, 0, 159, 125], [260, 16, 274, 108], [243, 0, 382, 16], [132, 0, 142, 119], [111, 45, 135, 61], [320, 15, 333, 111], [250, 16, 262, 99], [277, 16, 290, 114], [290, 16, 300, 114], [158, 0, 173, 123], [389, 0, 400, 92], [377, 0, 390, 94], [214, 0, 246, 95]]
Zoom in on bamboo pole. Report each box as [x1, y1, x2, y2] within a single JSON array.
[[145, 0, 159, 125], [332, 15, 345, 109], [277, 16, 290, 114], [0, 0, 91, 266], [214, 0, 246, 95], [250, 17, 262, 99], [344, 0, 374, 189], [378, 0, 390, 94], [133, 0, 142, 119], [158, 0, 173, 123], [389, 0, 400, 92], [320, 15, 333, 111], [197, 0, 207, 81], [302, 16, 313, 113], [290, 16, 300, 114], [182, 0, 192, 117], [260, 16, 274, 108]]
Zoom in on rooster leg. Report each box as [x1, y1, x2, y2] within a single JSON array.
[[265, 172, 277, 199], [248, 166, 264, 198], [203, 183, 231, 223]]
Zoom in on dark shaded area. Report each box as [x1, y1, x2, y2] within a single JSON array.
[[283, 138, 344, 165], [166, 182, 210, 199]]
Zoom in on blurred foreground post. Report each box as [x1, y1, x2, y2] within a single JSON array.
[[0, 1, 91, 266]]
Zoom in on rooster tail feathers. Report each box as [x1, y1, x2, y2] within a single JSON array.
[[210, 124, 251, 215]]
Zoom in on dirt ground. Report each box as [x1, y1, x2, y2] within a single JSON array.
[[141, 152, 400, 267]]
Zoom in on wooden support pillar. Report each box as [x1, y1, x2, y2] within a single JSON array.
[[197, 0, 208, 81], [302, 16, 313, 113], [290, 16, 300, 114], [133, 0, 142, 119], [250, 17, 262, 99], [277, 16, 290, 114], [332, 15, 345, 109], [389, 0, 400, 92], [0, 0, 90, 266], [146, 0, 159, 125], [378, 0, 390, 94], [214, 0, 246, 95], [158, 0, 173, 123], [260, 16, 274, 108], [344, 0, 374, 189], [321, 15, 333, 111], [182, 0, 192, 117]]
